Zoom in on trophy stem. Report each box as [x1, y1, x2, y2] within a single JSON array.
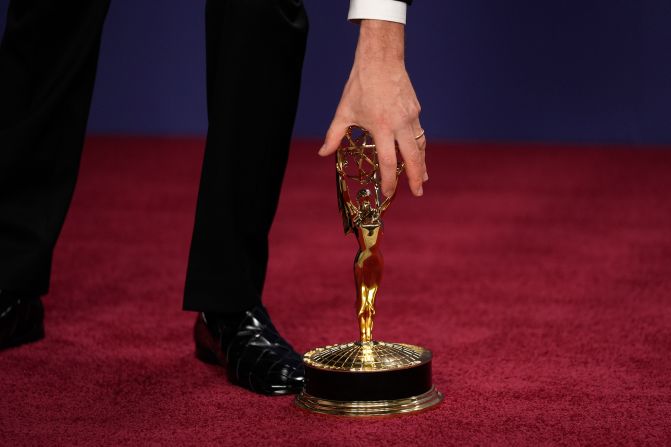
[[354, 224, 383, 344]]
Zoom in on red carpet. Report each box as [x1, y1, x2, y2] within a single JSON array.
[[1, 137, 670, 445]]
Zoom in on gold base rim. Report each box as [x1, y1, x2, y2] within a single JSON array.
[[294, 386, 443, 417], [303, 341, 432, 372]]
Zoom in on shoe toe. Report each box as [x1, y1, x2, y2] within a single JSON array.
[[195, 307, 306, 396], [263, 360, 305, 395]]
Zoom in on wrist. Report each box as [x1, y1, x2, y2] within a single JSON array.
[[355, 19, 405, 65]]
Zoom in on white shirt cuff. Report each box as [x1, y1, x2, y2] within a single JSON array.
[[348, 0, 407, 25]]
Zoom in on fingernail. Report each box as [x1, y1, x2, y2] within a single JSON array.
[[416, 185, 424, 196], [423, 172, 429, 182], [318, 145, 326, 155]]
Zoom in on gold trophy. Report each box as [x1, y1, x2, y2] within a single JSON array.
[[295, 126, 443, 416]]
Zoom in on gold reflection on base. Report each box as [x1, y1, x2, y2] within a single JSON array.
[[303, 341, 430, 372], [295, 386, 443, 417]]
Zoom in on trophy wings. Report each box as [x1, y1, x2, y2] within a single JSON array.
[[335, 126, 404, 234]]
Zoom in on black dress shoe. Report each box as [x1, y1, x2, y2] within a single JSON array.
[[194, 305, 304, 396], [0, 290, 44, 351]]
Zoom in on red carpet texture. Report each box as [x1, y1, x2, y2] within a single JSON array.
[[1, 137, 670, 446]]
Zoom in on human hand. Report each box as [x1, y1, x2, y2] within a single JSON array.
[[319, 19, 427, 197]]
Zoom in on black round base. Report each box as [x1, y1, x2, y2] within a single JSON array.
[[303, 359, 433, 402]]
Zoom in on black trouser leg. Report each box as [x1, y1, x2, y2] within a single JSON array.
[[183, 0, 308, 313], [0, 0, 110, 295]]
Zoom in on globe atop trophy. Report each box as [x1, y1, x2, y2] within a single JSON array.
[[295, 125, 443, 416]]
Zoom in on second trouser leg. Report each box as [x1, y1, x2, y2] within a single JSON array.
[[0, 0, 110, 295], [183, 0, 309, 313]]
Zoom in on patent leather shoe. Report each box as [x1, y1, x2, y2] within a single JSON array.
[[194, 305, 304, 395], [0, 290, 44, 351]]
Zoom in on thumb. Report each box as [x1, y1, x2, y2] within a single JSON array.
[[319, 116, 350, 157]]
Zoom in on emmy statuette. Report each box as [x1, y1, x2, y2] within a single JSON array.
[[295, 126, 443, 416]]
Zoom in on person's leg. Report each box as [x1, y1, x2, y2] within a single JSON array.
[[0, 0, 111, 296], [184, 0, 309, 395], [0, 0, 110, 350], [183, 0, 308, 313]]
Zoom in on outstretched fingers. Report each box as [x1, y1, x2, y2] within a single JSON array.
[[372, 130, 399, 198], [396, 126, 426, 196], [319, 115, 351, 157], [416, 127, 428, 181]]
